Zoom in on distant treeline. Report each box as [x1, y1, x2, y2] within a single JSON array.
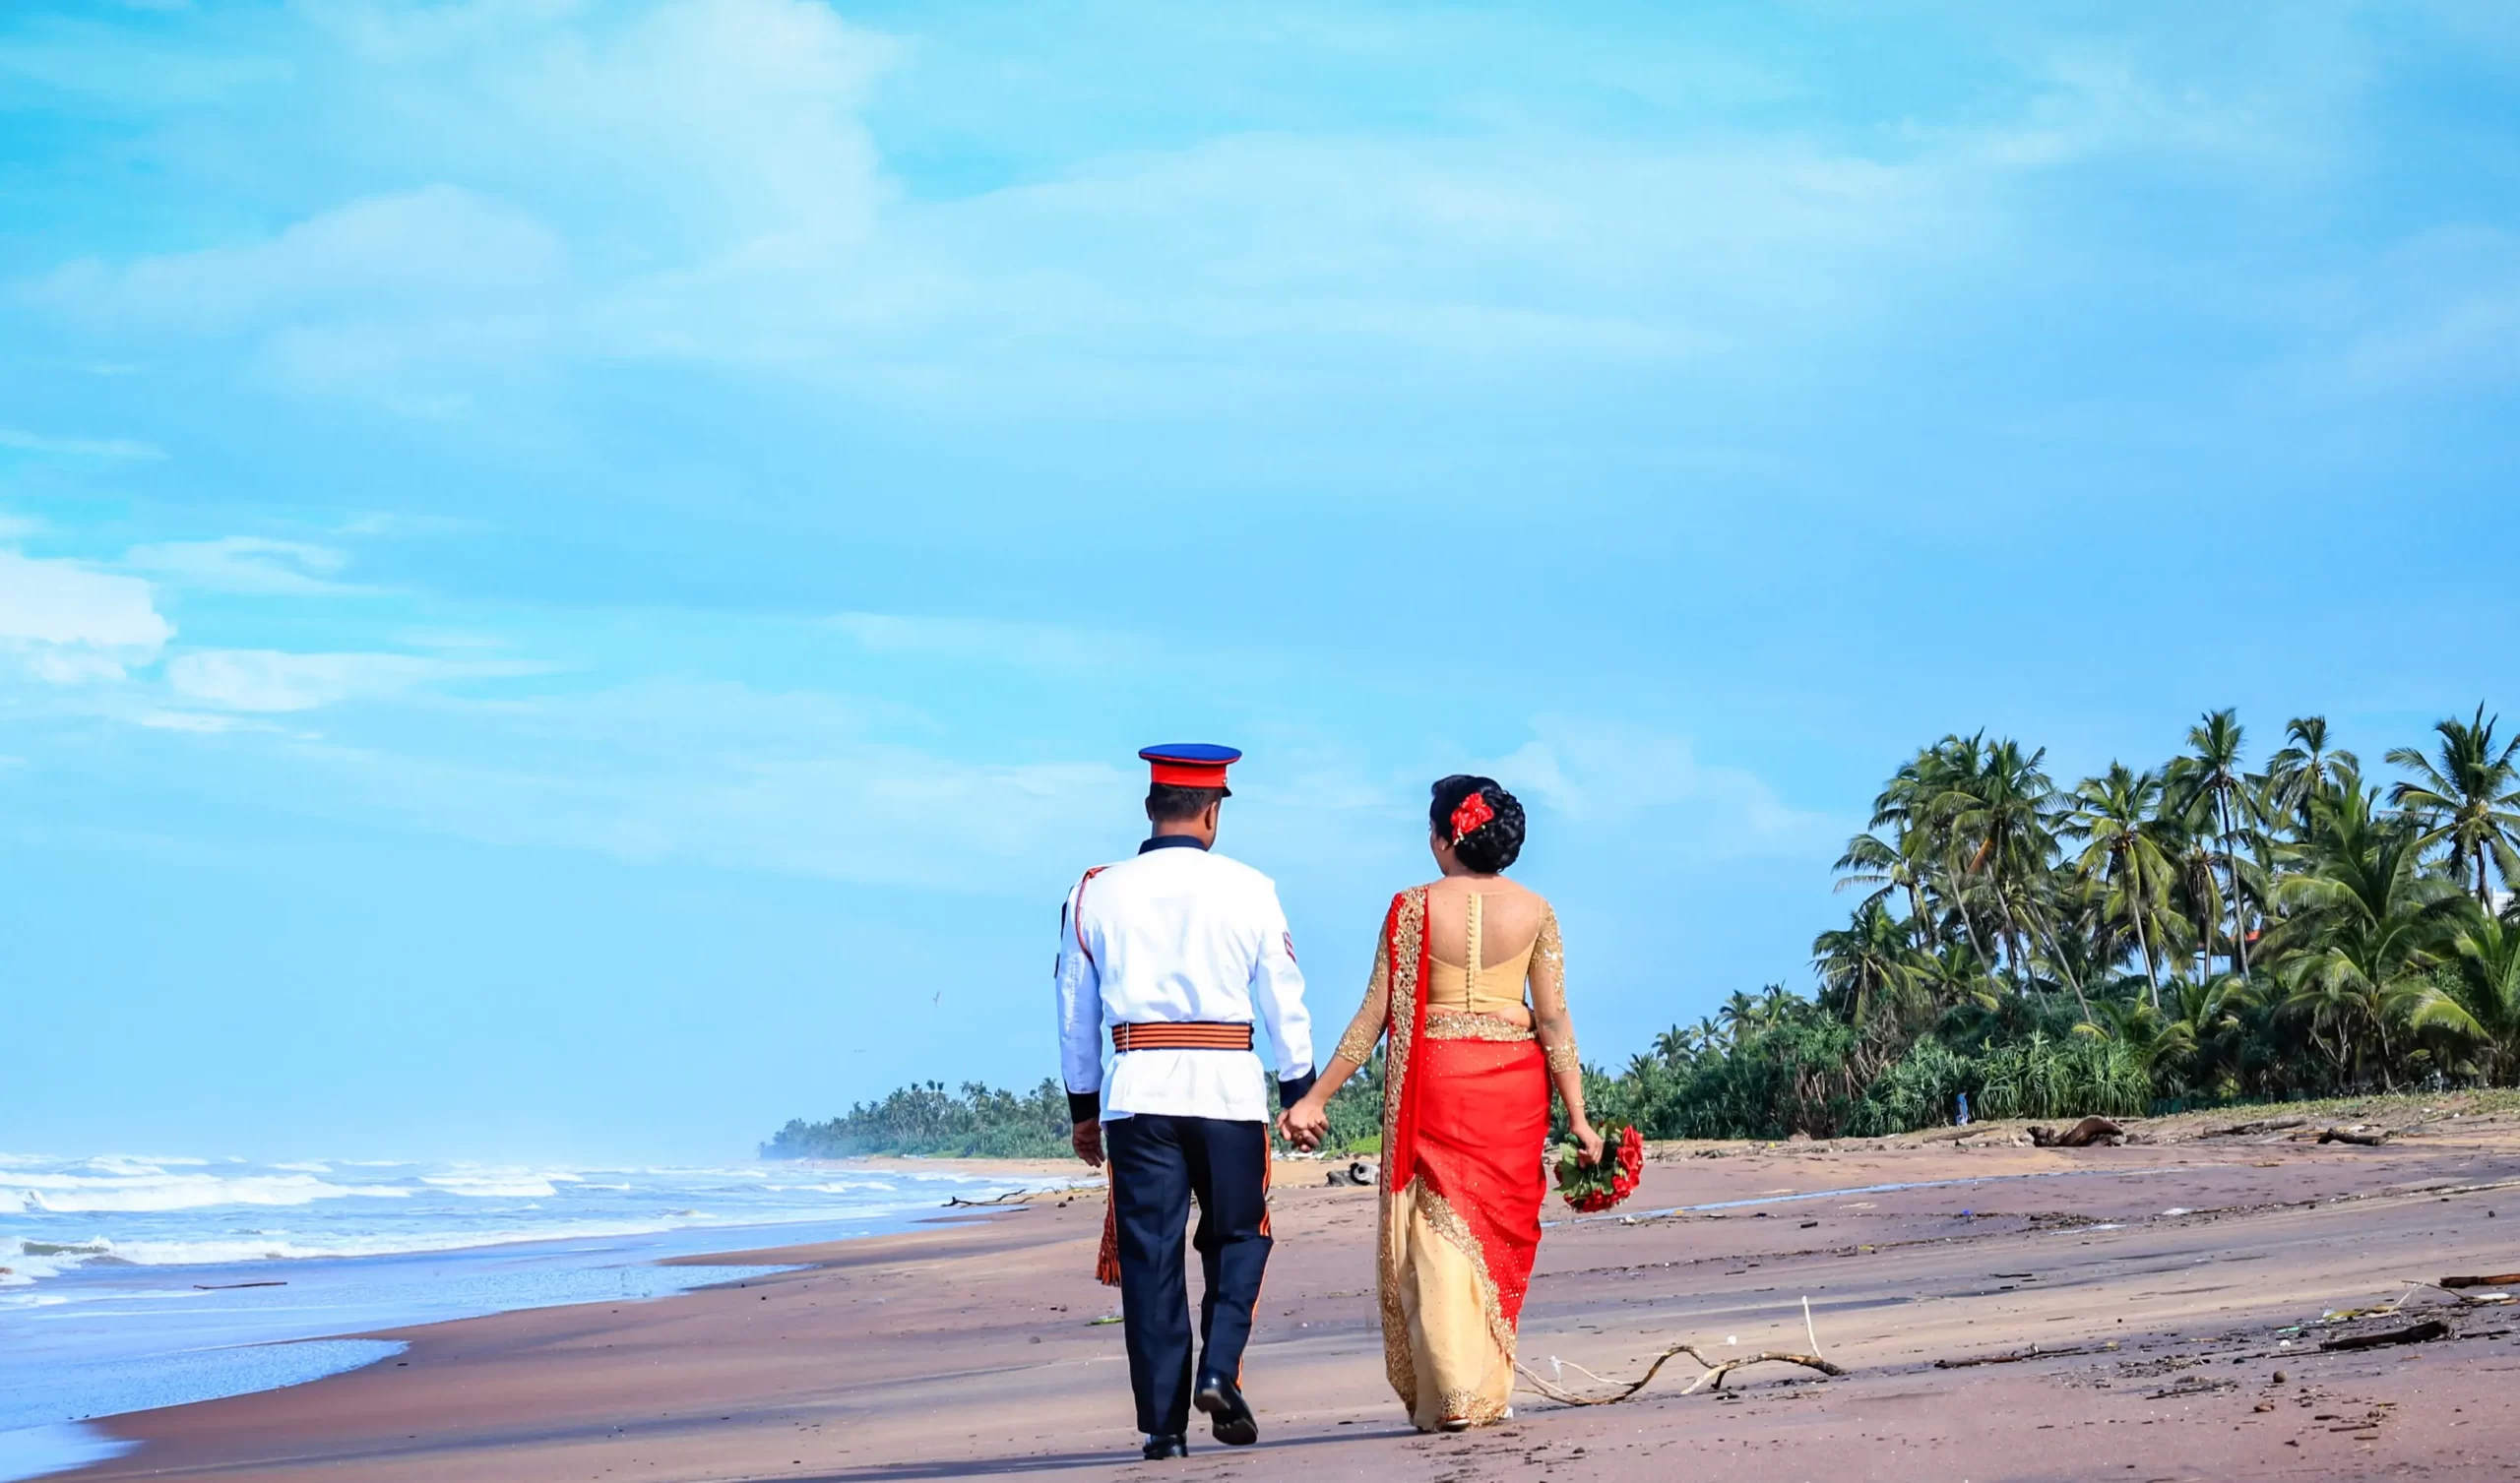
[[762, 1065, 1388, 1159], [765, 1080, 1076, 1159], [769, 708, 2520, 1156]]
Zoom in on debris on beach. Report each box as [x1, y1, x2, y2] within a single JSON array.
[[2316, 1126, 2392, 1146], [1324, 1159, 1378, 1187], [1934, 1340, 2116, 1369], [2319, 1320, 2448, 1352], [1516, 1342, 1843, 1405], [2029, 1116, 2125, 1147], [2207, 1115, 2310, 1138]]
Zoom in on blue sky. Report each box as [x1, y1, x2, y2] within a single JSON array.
[[4, 1, 2518, 1162]]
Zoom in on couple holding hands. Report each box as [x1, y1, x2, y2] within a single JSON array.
[[1053, 745, 1603, 1458]]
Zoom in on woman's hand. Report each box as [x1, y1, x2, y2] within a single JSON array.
[[1277, 1095, 1331, 1152], [1571, 1119, 1606, 1168]]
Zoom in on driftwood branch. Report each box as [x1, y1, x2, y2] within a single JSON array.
[[1516, 1344, 1844, 1405], [2319, 1320, 2447, 1351], [1933, 1341, 2110, 1369], [2318, 1127, 2391, 1146], [2440, 1272, 2520, 1289], [2209, 1115, 2309, 1137], [2029, 1117, 2124, 1148]]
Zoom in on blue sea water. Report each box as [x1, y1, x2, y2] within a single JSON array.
[[0, 1153, 1040, 1481]]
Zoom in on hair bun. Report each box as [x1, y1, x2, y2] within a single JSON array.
[[1429, 774, 1526, 873]]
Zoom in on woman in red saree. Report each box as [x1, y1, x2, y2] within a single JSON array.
[[1279, 776, 1602, 1432]]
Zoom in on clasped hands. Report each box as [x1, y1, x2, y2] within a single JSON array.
[[1276, 1096, 1606, 1165], [1275, 1094, 1331, 1152]]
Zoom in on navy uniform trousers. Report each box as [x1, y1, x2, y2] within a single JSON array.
[[1103, 1113, 1272, 1438]]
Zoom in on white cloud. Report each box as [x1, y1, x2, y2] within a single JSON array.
[[123, 536, 366, 595], [0, 513, 42, 540], [139, 710, 243, 733], [164, 649, 540, 711], [41, 185, 566, 334], [831, 612, 1160, 676], [1464, 715, 1844, 859], [0, 426, 164, 462], [21, 0, 2322, 411], [2333, 226, 2520, 392], [0, 549, 173, 683], [215, 679, 1132, 892]]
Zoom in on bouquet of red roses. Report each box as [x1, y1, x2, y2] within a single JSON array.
[[1553, 1123, 1644, 1213]]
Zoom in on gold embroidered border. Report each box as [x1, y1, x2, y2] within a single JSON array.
[[1414, 1177, 1518, 1361], [1375, 887, 1427, 1408], [1424, 1011, 1535, 1043], [1440, 1388, 1511, 1430]]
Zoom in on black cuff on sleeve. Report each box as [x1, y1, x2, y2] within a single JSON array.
[[1067, 1090, 1102, 1126], [1275, 1071, 1317, 1109]]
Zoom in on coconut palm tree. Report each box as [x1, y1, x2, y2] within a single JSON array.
[[2170, 834, 2224, 984], [2266, 715, 2359, 845], [1717, 989, 1765, 1045], [2386, 705, 2520, 908], [1927, 736, 2063, 994], [2266, 781, 2467, 1088], [2420, 907, 2520, 1083], [2171, 709, 2258, 980], [1813, 898, 1930, 1037], [1833, 825, 1935, 949], [2077, 995, 2197, 1085], [2061, 763, 2179, 1006]]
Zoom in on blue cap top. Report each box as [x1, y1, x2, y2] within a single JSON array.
[[1139, 742, 1241, 791]]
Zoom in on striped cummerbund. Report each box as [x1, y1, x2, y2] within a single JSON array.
[[1111, 1021, 1254, 1053]]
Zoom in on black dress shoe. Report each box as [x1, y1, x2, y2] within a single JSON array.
[[1193, 1376, 1258, 1447], [1142, 1435, 1188, 1459]]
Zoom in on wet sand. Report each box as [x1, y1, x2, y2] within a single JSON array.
[[64, 1108, 2520, 1482]]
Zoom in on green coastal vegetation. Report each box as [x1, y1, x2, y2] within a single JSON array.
[[765, 708, 2520, 1159]]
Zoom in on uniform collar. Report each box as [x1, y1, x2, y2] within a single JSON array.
[[1139, 834, 1211, 854]]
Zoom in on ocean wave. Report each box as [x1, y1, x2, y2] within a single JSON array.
[[7, 1218, 728, 1273], [0, 1154, 1017, 1292], [4, 1173, 410, 1214], [417, 1173, 570, 1199]]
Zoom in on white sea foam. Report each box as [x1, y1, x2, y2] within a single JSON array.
[[0, 1153, 1010, 1285], [0, 1421, 139, 1483], [5, 1173, 408, 1214], [0, 1150, 1025, 1479], [418, 1173, 561, 1199]]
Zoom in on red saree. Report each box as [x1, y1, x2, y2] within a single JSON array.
[[1373, 887, 1549, 1430]]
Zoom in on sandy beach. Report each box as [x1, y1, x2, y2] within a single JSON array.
[[60, 1104, 2520, 1482]]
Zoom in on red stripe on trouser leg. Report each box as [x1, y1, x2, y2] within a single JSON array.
[[1241, 1150, 1272, 1386]]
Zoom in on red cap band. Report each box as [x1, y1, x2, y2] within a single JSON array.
[[1148, 759, 1231, 788]]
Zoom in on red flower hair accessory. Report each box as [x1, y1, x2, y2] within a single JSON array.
[[1449, 790, 1496, 842]]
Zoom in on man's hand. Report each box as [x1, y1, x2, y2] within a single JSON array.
[[1071, 1118, 1104, 1168], [1276, 1097, 1330, 1153]]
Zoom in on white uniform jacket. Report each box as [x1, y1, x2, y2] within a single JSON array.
[[1055, 838, 1314, 1124]]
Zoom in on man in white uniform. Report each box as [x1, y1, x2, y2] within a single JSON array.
[[1055, 743, 1315, 1460]]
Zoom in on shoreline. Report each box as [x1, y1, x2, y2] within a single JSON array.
[[0, 1161, 1086, 1483], [50, 1119, 2520, 1481]]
